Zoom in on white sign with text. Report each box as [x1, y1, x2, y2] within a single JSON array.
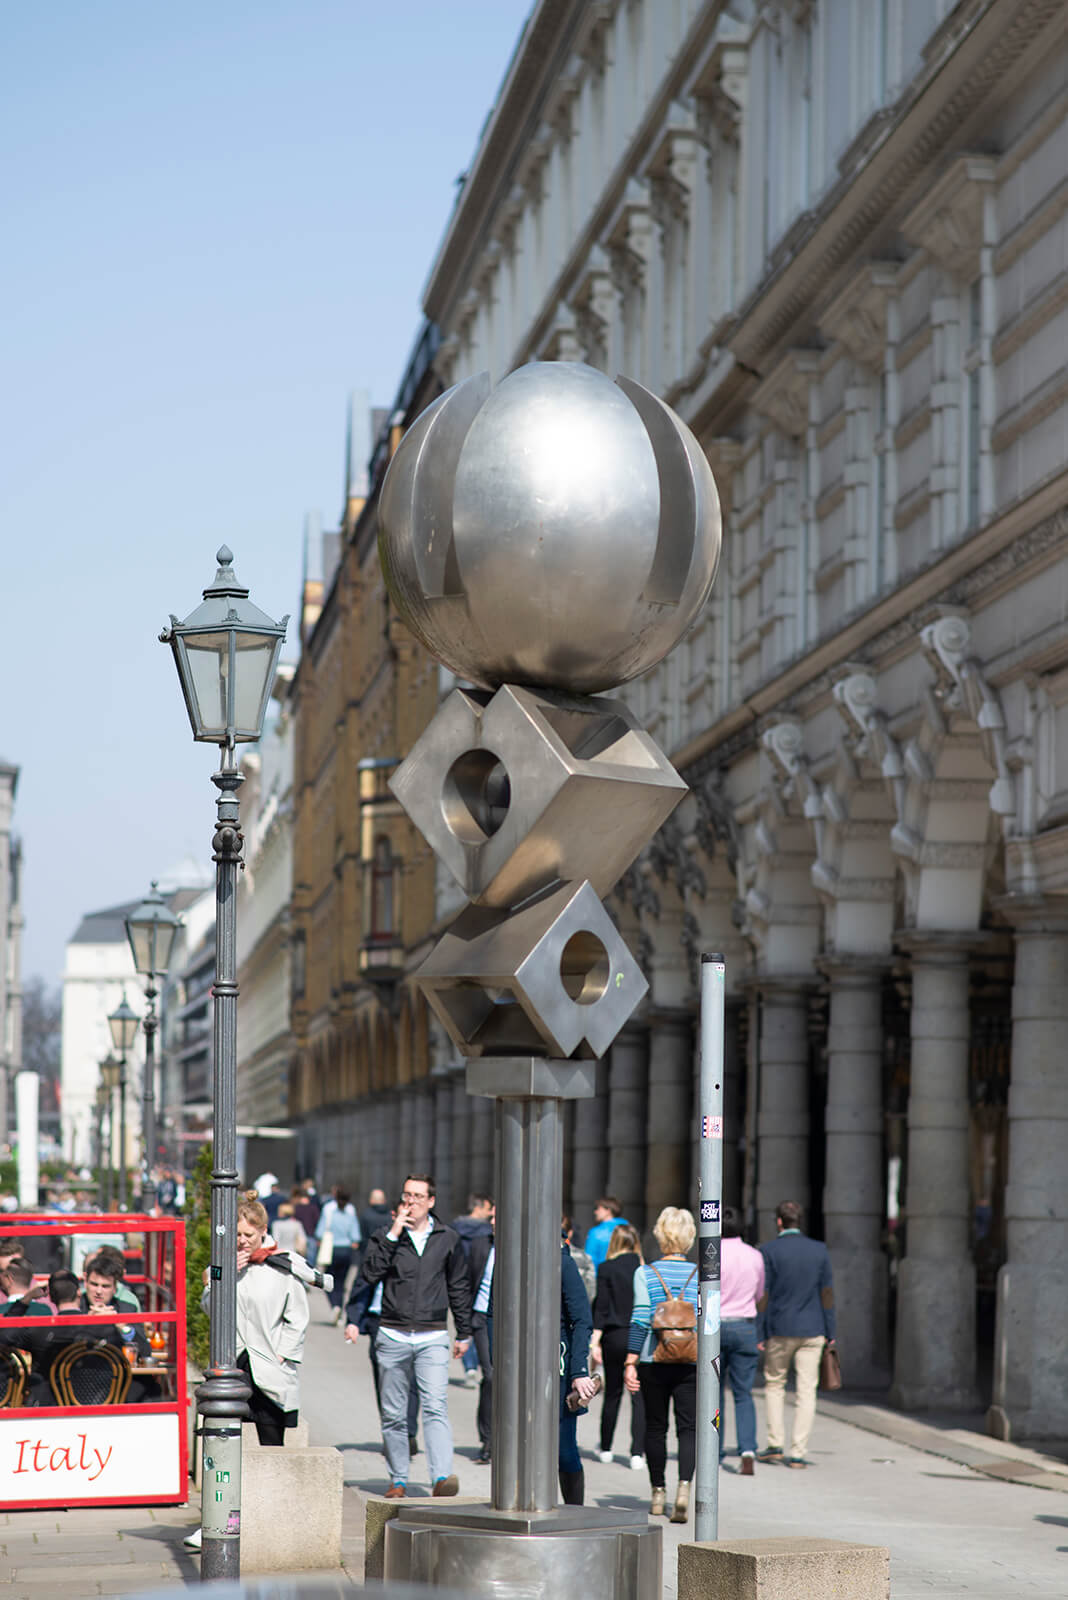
[[0, 1412, 182, 1503]]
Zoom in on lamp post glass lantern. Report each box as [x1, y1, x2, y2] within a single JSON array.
[[125, 883, 181, 1211], [161, 547, 287, 1583], [107, 996, 139, 1212]]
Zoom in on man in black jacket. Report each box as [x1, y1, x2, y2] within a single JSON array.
[[362, 1173, 472, 1499]]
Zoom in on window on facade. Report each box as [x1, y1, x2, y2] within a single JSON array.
[[370, 835, 394, 943]]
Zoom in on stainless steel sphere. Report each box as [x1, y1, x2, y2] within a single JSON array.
[[378, 362, 721, 694]]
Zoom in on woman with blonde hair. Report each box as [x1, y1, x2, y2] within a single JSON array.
[[590, 1223, 646, 1469], [202, 1192, 309, 1447], [624, 1206, 698, 1523]]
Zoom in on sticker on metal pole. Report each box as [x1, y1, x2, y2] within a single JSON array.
[[700, 1199, 720, 1223], [701, 1115, 723, 1139], [700, 1237, 720, 1283]]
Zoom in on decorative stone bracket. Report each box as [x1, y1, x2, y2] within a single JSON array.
[[920, 613, 1016, 821]]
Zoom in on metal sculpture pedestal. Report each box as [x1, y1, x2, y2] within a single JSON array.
[[384, 1505, 660, 1599], [377, 363, 722, 1600]]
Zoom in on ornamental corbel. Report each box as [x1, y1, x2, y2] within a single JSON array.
[[833, 671, 906, 818], [920, 614, 1016, 818], [761, 720, 825, 856]]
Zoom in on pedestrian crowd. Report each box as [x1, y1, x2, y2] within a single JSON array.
[[196, 1172, 836, 1528]]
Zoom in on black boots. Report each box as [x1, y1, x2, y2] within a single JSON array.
[[558, 1469, 585, 1505]]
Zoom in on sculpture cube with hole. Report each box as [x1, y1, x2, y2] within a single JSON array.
[[390, 683, 686, 909], [417, 880, 648, 1059]]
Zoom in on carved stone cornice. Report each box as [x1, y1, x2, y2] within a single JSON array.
[[818, 263, 899, 371], [920, 613, 1016, 818], [901, 153, 996, 278]]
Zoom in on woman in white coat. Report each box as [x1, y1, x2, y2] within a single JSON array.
[[202, 1191, 309, 1445]]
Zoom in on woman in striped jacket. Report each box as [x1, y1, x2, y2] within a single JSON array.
[[624, 1207, 698, 1523]]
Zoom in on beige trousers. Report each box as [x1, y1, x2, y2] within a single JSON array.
[[762, 1335, 825, 1459]]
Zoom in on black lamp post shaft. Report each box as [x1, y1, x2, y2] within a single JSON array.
[[197, 753, 251, 1583], [142, 982, 158, 1213]]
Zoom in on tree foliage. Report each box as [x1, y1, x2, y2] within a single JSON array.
[[184, 1142, 212, 1369]]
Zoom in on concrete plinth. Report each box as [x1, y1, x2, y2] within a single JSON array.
[[677, 1537, 889, 1600], [241, 1444, 343, 1573], [384, 1501, 661, 1599], [364, 1494, 483, 1581]]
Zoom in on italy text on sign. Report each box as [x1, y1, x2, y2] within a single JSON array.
[[0, 1413, 182, 1506]]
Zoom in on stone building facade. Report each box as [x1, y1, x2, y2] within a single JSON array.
[[288, 359, 454, 1191], [235, 669, 296, 1133], [381, 0, 1065, 1441]]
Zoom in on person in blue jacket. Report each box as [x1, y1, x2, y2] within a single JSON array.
[[584, 1196, 631, 1271], [559, 1238, 599, 1504], [756, 1200, 836, 1468]]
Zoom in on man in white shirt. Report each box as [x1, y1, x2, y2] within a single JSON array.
[[362, 1173, 473, 1499]]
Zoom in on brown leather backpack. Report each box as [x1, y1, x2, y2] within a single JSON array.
[[648, 1265, 698, 1363]]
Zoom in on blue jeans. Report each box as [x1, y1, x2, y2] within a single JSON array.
[[376, 1331, 453, 1485], [719, 1318, 759, 1457]]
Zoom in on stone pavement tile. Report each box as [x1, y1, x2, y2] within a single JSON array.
[[9, 1563, 173, 1584]]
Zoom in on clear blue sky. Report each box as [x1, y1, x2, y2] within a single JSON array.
[[1, 1, 532, 988]]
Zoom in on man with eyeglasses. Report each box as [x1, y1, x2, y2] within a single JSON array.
[[362, 1173, 473, 1499]]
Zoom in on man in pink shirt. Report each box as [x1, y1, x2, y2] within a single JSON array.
[[719, 1206, 765, 1475]]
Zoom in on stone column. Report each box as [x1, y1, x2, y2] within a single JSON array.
[[988, 904, 1068, 1441], [722, 1000, 745, 1211], [755, 980, 811, 1239], [450, 1076, 470, 1218], [468, 1095, 495, 1197], [412, 1087, 434, 1176], [892, 934, 979, 1410], [645, 1012, 694, 1224], [571, 1057, 609, 1232], [822, 960, 891, 1388], [606, 1025, 649, 1229], [432, 1079, 454, 1215]]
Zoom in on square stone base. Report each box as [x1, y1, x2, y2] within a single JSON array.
[[678, 1537, 889, 1600]]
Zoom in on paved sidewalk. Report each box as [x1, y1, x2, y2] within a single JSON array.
[[3, 1299, 1068, 1596]]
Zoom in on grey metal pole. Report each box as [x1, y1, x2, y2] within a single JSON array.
[[491, 1094, 562, 1512], [142, 981, 158, 1213], [695, 952, 725, 1544], [118, 1059, 128, 1211], [198, 748, 251, 1582]]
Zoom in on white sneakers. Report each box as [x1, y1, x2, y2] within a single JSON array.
[[183, 1527, 202, 1551], [596, 1449, 614, 1464], [630, 1454, 646, 1471]]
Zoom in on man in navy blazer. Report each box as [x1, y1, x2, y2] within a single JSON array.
[[756, 1201, 835, 1468]]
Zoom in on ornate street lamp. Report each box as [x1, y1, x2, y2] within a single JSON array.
[[100, 1055, 122, 1211], [107, 995, 140, 1211], [125, 883, 181, 1212], [161, 546, 287, 1583]]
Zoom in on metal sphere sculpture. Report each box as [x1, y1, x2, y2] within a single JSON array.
[[378, 361, 721, 694]]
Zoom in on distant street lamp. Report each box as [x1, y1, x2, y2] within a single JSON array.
[[125, 883, 181, 1212], [100, 1055, 122, 1210], [107, 995, 140, 1211], [161, 546, 287, 1583]]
